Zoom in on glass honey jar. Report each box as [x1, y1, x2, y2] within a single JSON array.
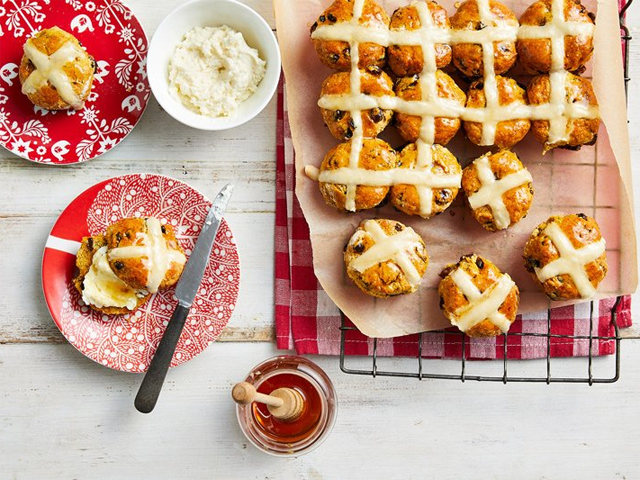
[[234, 355, 337, 456]]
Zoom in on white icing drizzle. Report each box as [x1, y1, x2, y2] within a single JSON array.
[[318, 165, 461, 187], [108, 218, 187, 294], [349, 220, 424, 287], [535, 222, 606, 299], [22, 35, 89, 110], [343, 0, 367, 212], [449, 267, 515, 333], [310, 0, 598, 150], [467, 154, 533, 230]]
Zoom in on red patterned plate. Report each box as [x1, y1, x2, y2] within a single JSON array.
[[42, 174, 241, 372], [0, 0, 150, 164]]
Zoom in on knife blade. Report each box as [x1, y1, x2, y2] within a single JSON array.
[[135, 184, 234, 414]]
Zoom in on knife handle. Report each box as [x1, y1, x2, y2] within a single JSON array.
[[134, 303, 190, 414]]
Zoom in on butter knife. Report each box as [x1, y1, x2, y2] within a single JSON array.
[[135, 184, 234, 413]]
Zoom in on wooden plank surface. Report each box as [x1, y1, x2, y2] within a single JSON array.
[[0, 0, 639, 477]]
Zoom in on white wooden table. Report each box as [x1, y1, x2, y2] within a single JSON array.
[[1, 1, 640, 478]]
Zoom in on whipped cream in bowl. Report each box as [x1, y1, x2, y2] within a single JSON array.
[[148, 0, 281, 130]]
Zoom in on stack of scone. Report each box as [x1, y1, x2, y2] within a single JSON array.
[[74, 217, 187, 315], [306, 0, 609, 338]]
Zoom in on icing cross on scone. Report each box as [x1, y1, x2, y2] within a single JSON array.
[[108, 218, 187, 293], [448, 266, 516, 333], [517, 0, 596, 144], [467, 153, 533, 230], [349, 219, 423, 287], [535, 222, 606, 299], [21, 37, 89, 110]]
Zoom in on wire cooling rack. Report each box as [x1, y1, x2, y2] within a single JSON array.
[[339, 0, 637, 384]]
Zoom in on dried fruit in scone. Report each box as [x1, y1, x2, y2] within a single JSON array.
[[438, 254, 519, 337], [19, 26, 95, 111], [517, 0, 595, 75], [450, 0, 519, 78], [394, 70, 466, 145], [523, 214, 607, 301], [105, 217, 187, 293], [320, 67, 394, 141], [317, 138, 397, 212], [310, 0, 390, 71], [388, 1, 451, 77], [390, 143, 462, 218], [344, 219, 429, 298], [527, 73, 599, 152], [461, 150, 533, 231], [73, 235, 150, 315], [463, 75, 531, 148]]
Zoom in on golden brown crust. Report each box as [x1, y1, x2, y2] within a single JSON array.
[[388, 1, 451, 76], [461, 150, 534, 231], [390, 143, 461, 217], [73, 235, 150, 315], [105, 218, 185, 290], [311, 0, 390, 71], [319, 138, 397, 211], [450, 0, 519, 78], [527, 73, 600, 151], [19, 27, 95, 111], [523, 214, 607, 301], [394, 70, 466, 144], [463, 75, 530, 148], [320, 67, 394, 140], [517, 0, 594, 74], [344, 219, 428, 297], [438, 254, 519, 337]]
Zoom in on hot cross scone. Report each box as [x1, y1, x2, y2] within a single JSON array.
[[344, 219, 429, 297], [523, 214, 607, 300], [439, 254, 520, 337], [74, 217, 187, 315], [19, 27, 95, 111], [462, 150, 533, 231]]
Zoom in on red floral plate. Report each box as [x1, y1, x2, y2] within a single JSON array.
[[0, 0, 150, 164], [42, 174, 241, 372]]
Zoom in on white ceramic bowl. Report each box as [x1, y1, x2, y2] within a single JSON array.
[[148, 0, 281, 130]]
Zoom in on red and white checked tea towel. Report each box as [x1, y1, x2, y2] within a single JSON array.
[[274, 0, 633, 357]]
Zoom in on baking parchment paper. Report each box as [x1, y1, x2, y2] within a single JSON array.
[[274, 0, 637, 337]]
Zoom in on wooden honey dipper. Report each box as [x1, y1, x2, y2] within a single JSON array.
[[232, 382, 305, 422]]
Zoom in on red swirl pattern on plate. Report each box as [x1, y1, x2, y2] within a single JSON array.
[[42, 174, 240, 372], [0, 0, 150, 164]]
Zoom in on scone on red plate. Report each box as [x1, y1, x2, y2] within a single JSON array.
[[523, 214, 607, 301], [105, 217, 186, 293], [345, 219, 429, 298], [19, 26, 95, 111], [461, 150, 533, 231], [439, 254, 519, 337], [310, 0, 390, 71], [73, 217, 187, 315]]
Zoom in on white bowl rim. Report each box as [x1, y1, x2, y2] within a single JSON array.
[[148, 0, 281, 131]]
